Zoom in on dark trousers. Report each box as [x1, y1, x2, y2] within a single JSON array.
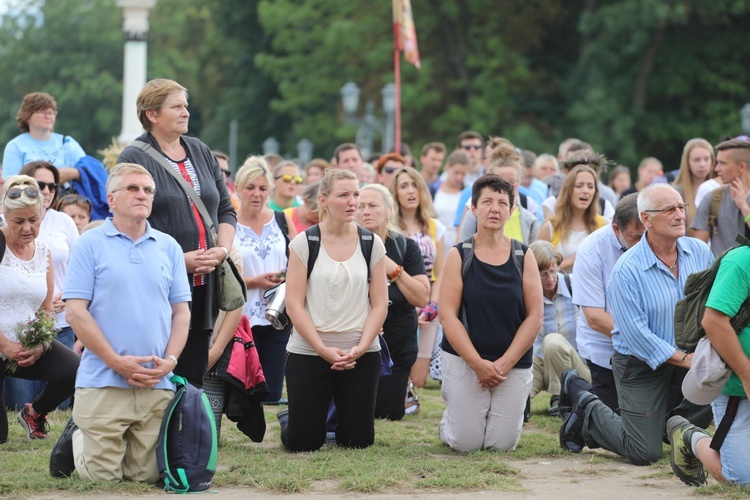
[[0, 339, 79, 443], [174, 327, 211, 388], [375, 340, 417, 421], [586, 359, 619, 414], [583, 352, 713, 465], [281, 351, 380, 452], [253, 324, 290, 403]]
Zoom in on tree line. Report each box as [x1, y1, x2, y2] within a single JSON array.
[[0, 0, 748, 173]]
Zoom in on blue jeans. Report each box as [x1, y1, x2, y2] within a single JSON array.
[[3, 326, 76, 411], [713, 394, 750, 485]]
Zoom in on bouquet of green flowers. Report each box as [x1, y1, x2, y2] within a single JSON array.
[[6, 309, 58, 373]]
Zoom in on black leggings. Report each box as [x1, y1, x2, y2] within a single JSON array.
[[252, 324, 291, 403], [0, 339, 79, 443], [281, 351, 380, 452], [375, 340, 417, 421]]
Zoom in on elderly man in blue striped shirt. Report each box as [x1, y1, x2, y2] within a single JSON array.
[[560, 184, 714, 467]]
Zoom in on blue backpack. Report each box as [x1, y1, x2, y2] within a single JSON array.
[[156, 375, 217, 493]]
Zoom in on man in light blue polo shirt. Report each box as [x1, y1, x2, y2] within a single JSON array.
[[560, 184, 713, 466], [51, 163, 191, 482], [569, 193, 643, 412]]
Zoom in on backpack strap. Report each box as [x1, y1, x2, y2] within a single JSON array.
[[710, 395, 741, 452], [358, 225, 374, 283], [305, 225, 321, 280], [274, 211, 291, 258], [519, 192, 528, 209], [0, 230, 5, 262], [562, 270, 573, 295], [305, 224, 373, 282], [707, 187, 724, 236]]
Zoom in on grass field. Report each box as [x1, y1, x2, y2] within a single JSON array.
[[1, 381, 748, 498]]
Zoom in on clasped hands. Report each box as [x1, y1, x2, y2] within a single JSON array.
[[111, 354, 174, 388], [471, 358, 509, 389], [319, 346, 362, 371], [185, 247, 226, 276]]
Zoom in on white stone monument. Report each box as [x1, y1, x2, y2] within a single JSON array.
[[117, 0, 157, 144]]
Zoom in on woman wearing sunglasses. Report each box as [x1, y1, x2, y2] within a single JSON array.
[[3, 162, 80, 413], [269, 161, 304, 212], [2, 92, 86, 183], [0, 177, 79, 443]]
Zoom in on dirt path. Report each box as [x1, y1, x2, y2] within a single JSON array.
[[32, 453, 714, 499]]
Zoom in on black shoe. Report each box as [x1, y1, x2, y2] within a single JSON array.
[[548, 396, 561, 417], [559, 369, 579, 409], [523, 395, 531, 422], [559, 392, 598, 454], [50, 417, 78, 478]]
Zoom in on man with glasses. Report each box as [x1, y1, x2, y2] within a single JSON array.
[[692, 136, 750, 256], [439, 131, 484, 187], [53, 162, 191, 482], [565, 194, 644, 414], [559, 184, 713, 467]]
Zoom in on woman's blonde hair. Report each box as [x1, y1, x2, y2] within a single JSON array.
[[318, 168, 358, 222], [2, 175, 43, 213], [673, 138, 715, 224], [359, 183, 401, 236], [136, 78, 187, 131], [486, 143, 524, 179], [106, 163, 153, 193], [529, 240, 563, 271], [388, 166, 435, 232], [235, 155, 274, 190], [551, 165, 600, 243]]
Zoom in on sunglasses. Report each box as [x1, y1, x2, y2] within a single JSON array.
[[462, 145, 482, 151], [275, 174, 303, 184], [112, 184, 156, 195], [383, 166, 399, 174], [57, 194, 93, 211], [6, 186, 40, 200], [36, 181, 58, 192]]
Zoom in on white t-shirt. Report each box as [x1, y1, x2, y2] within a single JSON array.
[[286, 230, 385, 356], [38, 209, 79, 328], [695, 178, 721, 209], [433, 189, 462, 248]]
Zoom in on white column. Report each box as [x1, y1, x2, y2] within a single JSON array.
[[117, 0, 158, 144]]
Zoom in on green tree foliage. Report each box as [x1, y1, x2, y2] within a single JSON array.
[[0, 0, 122, 155]]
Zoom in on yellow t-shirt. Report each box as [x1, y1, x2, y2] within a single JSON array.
[[504, 208, 523, 243]]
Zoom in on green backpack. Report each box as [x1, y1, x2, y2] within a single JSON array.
[[673, 234, 750, 352]]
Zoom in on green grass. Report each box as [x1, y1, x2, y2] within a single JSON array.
[[0, 382, 747, 497]]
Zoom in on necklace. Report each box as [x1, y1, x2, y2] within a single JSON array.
[[655, 253, 678, 270]]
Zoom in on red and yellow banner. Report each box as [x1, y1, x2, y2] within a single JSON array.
[[393, 0, 420, 69]]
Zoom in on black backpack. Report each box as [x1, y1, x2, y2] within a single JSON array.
[[156, 375, 217, 493], [306, 224, 374, 281], [673, 234, 750, 352]]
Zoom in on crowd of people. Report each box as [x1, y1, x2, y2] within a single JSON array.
[[1, 78, 750, 490]]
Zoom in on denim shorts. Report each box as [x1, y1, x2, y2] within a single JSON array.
[[712, 394, 750, 485]]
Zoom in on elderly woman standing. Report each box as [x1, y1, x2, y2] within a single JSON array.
[[233, 156, 296, 403], [0, 176, 79, 443], [2, 92, 86, 182], [357, 184, 430, 420], [439, 175, 543, 452], [117, 78, 236, 388]]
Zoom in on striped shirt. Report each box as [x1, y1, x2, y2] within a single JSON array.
[[534, 272, 578, 358], [608, 232, 713, 369]]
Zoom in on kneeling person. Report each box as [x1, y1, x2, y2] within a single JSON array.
[[53, 163, 191, 482]]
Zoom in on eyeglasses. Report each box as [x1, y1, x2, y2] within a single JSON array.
[[6, 186, 40, 200], [383, 166, 399, 174], [462, 145, 482, 151], [36, 181, 58, 192], [644, 203, 689, 216], [34, 109, 57, 117], [112, 184, 156, 195], [539, 266, 559, 279], [275, 174, 303, 184]]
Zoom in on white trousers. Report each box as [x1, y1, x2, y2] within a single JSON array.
[[439, 351, 533, 452]]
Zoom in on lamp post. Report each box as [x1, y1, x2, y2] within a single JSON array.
[[263, 137, 280, 156], [741, 103, 750, 135], [296, 138, 313, 164], [340, 81, 396, 158]]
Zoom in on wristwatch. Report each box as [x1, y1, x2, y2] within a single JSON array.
[[166, 354, 179, 368]]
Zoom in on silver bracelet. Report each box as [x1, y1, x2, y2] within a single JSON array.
[[166, 354, 179, 367]]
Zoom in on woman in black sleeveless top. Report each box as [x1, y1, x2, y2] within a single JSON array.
[[438, 175, 543, 452]]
